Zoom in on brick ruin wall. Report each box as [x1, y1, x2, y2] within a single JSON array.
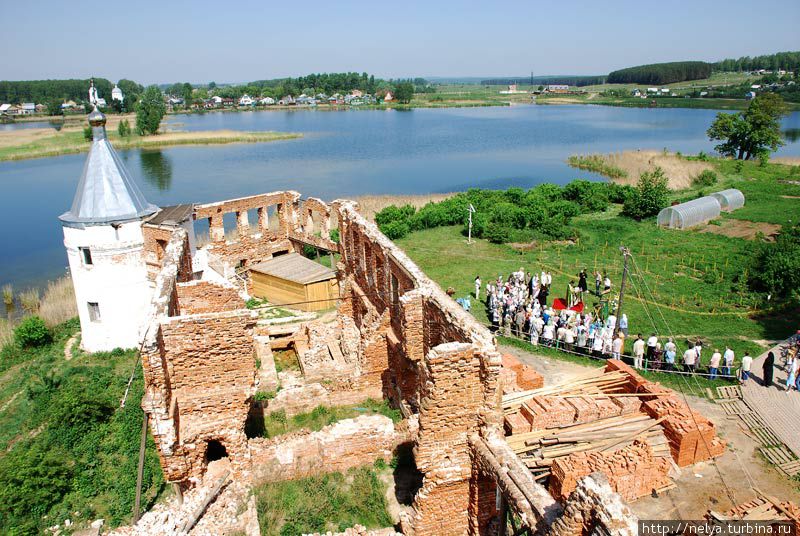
[[249, 414, 412, 482], [175, 280, 245, 315], [138, 194, 643, 535]]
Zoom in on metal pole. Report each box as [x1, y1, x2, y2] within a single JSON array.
[[468, 210, 473, 244], [133, 412, 149, 524], [615, 246, 630, 337]]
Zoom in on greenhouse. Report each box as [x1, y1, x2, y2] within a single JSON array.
[[710, 188, 745, 211], [657, 196, 722, 229]]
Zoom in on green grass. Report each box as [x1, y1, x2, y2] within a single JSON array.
[[0, 319, 164, 534], [567, 154, 628, 179], [272, 349, 300, 372], [254, 464, 393, 536], [260, 399, 402, 439], [394, 160, 799, 370]]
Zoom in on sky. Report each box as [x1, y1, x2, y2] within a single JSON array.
[[2, 0, 798, 85]]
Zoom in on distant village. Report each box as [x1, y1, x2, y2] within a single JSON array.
[[0, 82, 396, 118], [185, 88, 394, 111]]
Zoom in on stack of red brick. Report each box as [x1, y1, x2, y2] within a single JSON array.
[[604, 360, 727, 467], [549, 439, 672, 502], [505, 393, 640, 435], [500, 353, 544, 393], [642, 396, 726, 466]]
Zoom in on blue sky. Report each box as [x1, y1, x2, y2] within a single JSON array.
[[2, 0, 798, 84]]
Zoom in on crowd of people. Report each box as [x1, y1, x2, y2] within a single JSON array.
[[472, 267, 752, 379]]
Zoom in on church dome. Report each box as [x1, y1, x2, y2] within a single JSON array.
[[88, 105, 106, 127]]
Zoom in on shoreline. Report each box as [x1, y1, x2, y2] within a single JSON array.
[[0, 127, 302, 162]]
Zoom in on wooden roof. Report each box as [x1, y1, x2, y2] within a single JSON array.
[[249, 253, 336, 285]]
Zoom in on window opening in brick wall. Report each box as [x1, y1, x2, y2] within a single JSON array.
[[205, 439, 228, 462], [87, 302, 101, 322]]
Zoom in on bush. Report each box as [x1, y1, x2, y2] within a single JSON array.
[[748, 222, 800, 300], [374, 204, 415, 227], [622, 167, 670, 220], [329, 228, 340, 243], [117, 119, 131, 138], [83, 125, 93, 141], [485, 224, 511, 244], [693, 170, 718, 187], [14, 316, 51, 348], [380, 220, 411, 240]]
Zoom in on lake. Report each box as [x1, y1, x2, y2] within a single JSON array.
[[1, 104, 799, 289]]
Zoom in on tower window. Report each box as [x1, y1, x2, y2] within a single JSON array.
[[87, 302, 101, 322], [79, 247, 93, 265]]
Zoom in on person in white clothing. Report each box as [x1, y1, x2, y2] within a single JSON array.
[[474, 276, 481, 301], [723, 347, 735, 376], [632, 334, 645, 369], [612, 335, 623, 359], [740, 352, 753, 382], [683, 346, 697, 373]]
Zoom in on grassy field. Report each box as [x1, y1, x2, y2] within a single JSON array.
[[394, 158, 800, 370], [0, 319, 164, 534], [254, 464, 393, 536], [0, 126, 302, 162]]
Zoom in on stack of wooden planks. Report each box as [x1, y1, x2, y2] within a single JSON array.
[[507, 412, 672, 475], [502, 369, 631, 414]]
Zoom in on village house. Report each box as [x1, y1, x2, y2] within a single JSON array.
[[19, 103, 36, 115], [238, 94, 254, 106]]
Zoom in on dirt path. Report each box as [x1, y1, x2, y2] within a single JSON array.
[[499, 343, 800, 518]]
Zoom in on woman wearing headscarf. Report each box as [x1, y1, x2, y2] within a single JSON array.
[[762, 351, 775, 388]]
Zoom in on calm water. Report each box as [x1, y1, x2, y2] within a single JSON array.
[[1, 105, 799, 289]]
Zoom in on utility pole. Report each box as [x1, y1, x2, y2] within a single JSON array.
[[615, 246, 630, 336], [467, 204, 476, 244]]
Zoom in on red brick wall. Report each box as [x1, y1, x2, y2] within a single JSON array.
[[176, 281, 244, 315]]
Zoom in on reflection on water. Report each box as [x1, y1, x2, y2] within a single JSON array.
[[784, 128, 800, 143], [140, 150, 173, 191]]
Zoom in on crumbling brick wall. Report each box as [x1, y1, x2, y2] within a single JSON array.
[[249, 415, 409, 482], [176, 280, 244, 315], [546, 473, 638, 536]]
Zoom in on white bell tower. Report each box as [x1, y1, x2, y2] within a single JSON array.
[[59, 101, 159, 352]]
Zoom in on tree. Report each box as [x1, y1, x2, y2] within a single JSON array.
[[46, 99, 63, 116], [707, 93, 788, 160], [394, 81, 414, 103], [181, 82, 193, 104], [622, 167, 670, 220], [749, 223, 800, 300], [135, 86, 166, 136]]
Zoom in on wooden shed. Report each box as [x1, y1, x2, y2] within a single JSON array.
[[249, 253, 338, 312]]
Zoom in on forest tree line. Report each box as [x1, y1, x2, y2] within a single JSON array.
[[712, 51, 800, 73], [480, 76, 606, 87], [607, 61, 713, 85], [0, 78, 144, 106]]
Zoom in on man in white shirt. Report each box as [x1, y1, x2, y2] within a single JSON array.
[[740, 353, 753, 382], [612, 335, 623, 359], [646, 333, 658, 365], [683, 346, 697, 374], [632, 334, 645, 369], [723, 347, 735, 377], [709, 349, 722, 380]]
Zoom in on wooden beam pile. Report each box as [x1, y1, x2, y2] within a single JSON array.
[[507, 413, 671, 472], [708, 491, 800, 533]]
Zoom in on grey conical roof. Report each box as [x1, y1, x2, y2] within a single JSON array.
[[60, 116, 158, 227]]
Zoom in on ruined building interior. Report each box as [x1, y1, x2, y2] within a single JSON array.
[[62, 109, 763, 536]]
